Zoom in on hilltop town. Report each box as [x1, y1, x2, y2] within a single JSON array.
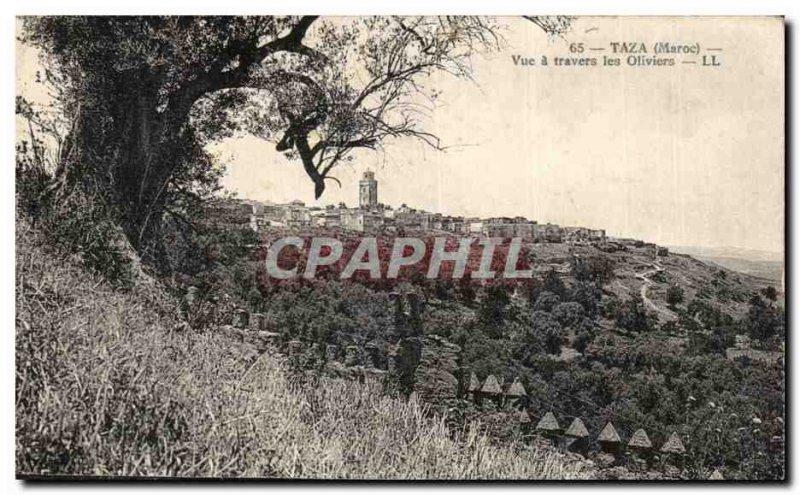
[[223, 171, 609, 246]]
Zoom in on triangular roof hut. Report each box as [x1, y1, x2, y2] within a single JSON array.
[[467, 372, 480, 392], [597, 422, 622, 443], [506, 377, 527, 397], [517, 409, 531, 424], [536, 411, 561, 432], [481, 374, 502, 395], [709, 469, 724, 480], [565, 418, 590, 438], [660, 432, 686, 454], [627, 429, 653, 449]]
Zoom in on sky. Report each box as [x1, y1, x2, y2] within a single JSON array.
[[17, 17, 785, 254], [212, 16, 784, 255]]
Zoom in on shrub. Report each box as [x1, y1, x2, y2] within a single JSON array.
[[666, 285, 684, 309], [542, 269, 567, 298], [552, 302, 585, 328], [569, 281, 601, 317], [615, 296, 656, 333], [574, 254, 616, 286], [573, 318, 598, 354], [530, 311, 563, 355], [533, 291, 560, 313], [747, 294, 784, 345]]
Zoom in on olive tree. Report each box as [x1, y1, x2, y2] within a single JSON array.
[[19, 16, 571, 263]]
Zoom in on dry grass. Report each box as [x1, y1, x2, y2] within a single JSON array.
[[15, 219, 590, 479]]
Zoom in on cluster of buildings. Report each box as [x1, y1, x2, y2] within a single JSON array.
[[466, 372, 694, 464], [240, 171, 606, 244]]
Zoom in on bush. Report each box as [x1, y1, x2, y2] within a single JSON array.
[[26, 194, 139, 288], [574, 254, 616, 286], [530, 311, 563, 355], [542, 269, 566, 298], [615, 296, 656, 333], [600, 297, 619, 319], [666, 285, 684, 309], [747, 294, 784, 345], [478, 285, 511, 326], [573, 318, 597, 354], [533, 291, 560, 313], [553, 302, 585, 328], [569, 281, 601, 317]]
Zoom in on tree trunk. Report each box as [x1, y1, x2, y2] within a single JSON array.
[[110, 78, 191, 266]]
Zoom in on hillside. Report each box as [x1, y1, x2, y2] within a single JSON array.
[[248, 226, 785, 480], [529, 241, 775, 323], [691, 256, 783, 284], [668, 245, 784, 283], [15, 219, 589, 479]]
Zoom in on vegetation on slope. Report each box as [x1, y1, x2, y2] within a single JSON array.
[[15, 218, 588, 479], [248, 227, 785, 480]]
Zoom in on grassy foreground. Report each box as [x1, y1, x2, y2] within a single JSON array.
[[15, 219, 590, 479]]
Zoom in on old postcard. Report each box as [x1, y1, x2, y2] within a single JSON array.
[[15, 15, 785, 481]]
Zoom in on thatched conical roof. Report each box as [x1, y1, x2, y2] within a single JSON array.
[[517, 409, 531, 424], [536, 411, 561, 432], [709, 469, 724, 480], [598, 422, 621, 443], [565, 418, 590, 438], [660, 432, 686, 454], [467, 372, 480, 392], [505, 377, 527, 397], [627, 429, 652, 449], [481, 374, 502, 395]]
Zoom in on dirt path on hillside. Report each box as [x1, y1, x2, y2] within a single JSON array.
[[636, 263, 678, 322]]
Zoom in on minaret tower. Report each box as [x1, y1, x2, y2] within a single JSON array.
[[359, 170, 378, 209]]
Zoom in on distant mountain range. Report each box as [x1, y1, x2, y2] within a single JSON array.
[[668, 245, 784, 283]]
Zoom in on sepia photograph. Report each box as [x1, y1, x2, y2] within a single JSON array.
[[13, 10, 786, 483]]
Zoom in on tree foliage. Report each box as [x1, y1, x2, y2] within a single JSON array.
[[615, 295, 656, 334], [666, 284, 684, 308]]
